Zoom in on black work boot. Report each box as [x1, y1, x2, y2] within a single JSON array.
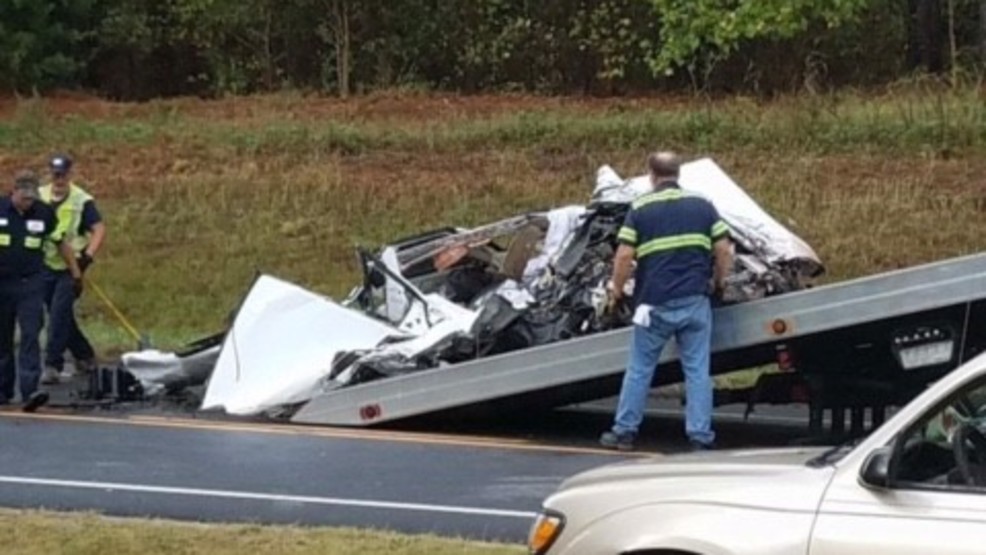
[[599, 431, 636, 451], [688, 439, 716, 452], [22, 391, 49, 413]]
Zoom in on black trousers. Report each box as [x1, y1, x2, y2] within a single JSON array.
[[43, 269, 95, 371], [0, 274, 45, 402]]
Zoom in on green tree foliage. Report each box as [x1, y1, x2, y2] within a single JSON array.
[[648, 0, 870, 76], [0, 0, 100, 91], [2, 0, 986, 97]]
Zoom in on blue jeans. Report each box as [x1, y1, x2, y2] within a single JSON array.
[[43, 269, 95, 372], [0, 275, 45, 401], [612, 294, 715, 445]]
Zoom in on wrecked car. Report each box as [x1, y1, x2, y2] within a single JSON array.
[[122, 158, 824, 418]]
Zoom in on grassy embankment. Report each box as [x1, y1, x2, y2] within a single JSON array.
[[1, 510, 525, 555], [0, 85, 984, 352]]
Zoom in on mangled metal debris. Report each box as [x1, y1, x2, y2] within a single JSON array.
[[121, 334, 222, 397], [122, 158, 824, 418], [200, 275, 402, 416]]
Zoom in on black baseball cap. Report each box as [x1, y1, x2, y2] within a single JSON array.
[[50, 154, 73, 176]]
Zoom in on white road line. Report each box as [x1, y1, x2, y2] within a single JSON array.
[[0, 476, 538, 520]]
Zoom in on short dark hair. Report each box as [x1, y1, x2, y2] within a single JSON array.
[[14, 170, 38, 188], [13, 170, 40, 199], [647, 151, 681, 178]]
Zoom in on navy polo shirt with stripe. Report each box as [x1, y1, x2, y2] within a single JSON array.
[[0, 196, 61, 279], [617, 183, 730, 306]]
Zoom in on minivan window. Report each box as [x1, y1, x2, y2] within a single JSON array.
[[895, 378, 986, 489]]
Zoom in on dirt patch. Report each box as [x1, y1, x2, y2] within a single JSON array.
[[0, 91, 696, 124]]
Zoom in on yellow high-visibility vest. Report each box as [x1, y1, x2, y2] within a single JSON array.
[[39, 182, 93, 270]]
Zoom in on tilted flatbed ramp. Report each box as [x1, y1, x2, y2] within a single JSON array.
[[292, 253, 986, 426]]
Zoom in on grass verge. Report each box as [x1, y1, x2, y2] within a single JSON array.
[[1, 509, 526, 555]]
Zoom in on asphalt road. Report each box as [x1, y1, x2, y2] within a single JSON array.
[[0, 378, 832, 546], [0, 412, 636, 543]]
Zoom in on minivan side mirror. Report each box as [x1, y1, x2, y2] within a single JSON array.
[[859, 446, 893, 489]]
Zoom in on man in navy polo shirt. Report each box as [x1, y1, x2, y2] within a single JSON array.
[[600, 152, 733, 451], [0, 171, 82, 411]]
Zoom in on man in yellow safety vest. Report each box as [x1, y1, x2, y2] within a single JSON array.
[[39, 154, 106, 384]]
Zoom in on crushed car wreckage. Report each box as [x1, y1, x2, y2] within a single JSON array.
[[120, 158, 824, 418]]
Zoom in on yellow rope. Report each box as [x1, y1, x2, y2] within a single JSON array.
[[85, 278, 142, 343]]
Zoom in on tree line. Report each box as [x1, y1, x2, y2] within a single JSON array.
[[3, 0, 985, 100]]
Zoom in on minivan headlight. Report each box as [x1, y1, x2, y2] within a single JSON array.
[[528, 510, 565, 554]]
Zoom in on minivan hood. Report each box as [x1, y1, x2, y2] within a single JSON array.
[[551, 447, 834, 514]]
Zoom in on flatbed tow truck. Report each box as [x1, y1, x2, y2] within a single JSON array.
[[70, 158, 986, 440], [291, 252, 986, 437]]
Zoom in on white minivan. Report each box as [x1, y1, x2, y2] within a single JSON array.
[[528, 352, 986, 554]]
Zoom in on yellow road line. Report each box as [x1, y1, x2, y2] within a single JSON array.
[[0, 411, 646, 457]]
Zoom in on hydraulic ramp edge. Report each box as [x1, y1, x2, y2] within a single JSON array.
[[292, 253, 986, 426]]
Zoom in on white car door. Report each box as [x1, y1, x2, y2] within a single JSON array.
[[810, 377, 986, 554]]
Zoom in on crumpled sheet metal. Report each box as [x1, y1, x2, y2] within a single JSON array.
[[328, 268, 481, 388], [201, 275, 402, 416], [520, 205, 586, 285], [594, 157, 824, 278], [121, 345, 220, 396], [201, 270, 480, 414]]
